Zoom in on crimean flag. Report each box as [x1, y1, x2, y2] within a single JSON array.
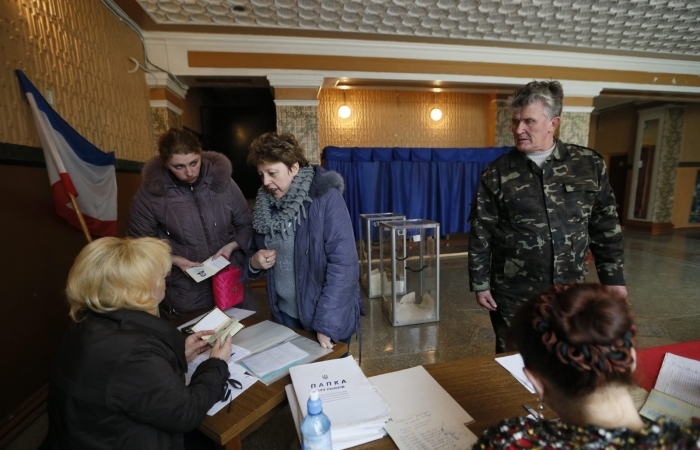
[[15, 70, 117, 237]]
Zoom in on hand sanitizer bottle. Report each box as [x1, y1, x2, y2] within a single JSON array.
[[301, 389, 331, 450]]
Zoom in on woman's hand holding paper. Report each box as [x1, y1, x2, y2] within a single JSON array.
[[184, 330, 214, 362], [210, 333, 233, 361]]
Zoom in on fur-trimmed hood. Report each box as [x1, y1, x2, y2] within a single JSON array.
[[310, 165, 344, 199], [141, 151, 233, 196]]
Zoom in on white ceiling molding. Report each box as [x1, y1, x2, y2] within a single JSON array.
[[145, 70, 188, 99], [274, 100, 320, 107], [267, 74, 324, 88], [143, 32, 700, 76], [149, 99, 183, 116], [562, 106, 595, 113], [559, 82, 603, 98]]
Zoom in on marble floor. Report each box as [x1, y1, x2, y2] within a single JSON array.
[[7, 230, 700, 450]]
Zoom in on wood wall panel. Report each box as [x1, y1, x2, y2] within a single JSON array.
[[0, 0, 153, 161], [319, 89, 490, 150], [0, 163, 144, 426]]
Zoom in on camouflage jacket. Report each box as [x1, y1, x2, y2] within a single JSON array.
[[468, 140, 625, 295]]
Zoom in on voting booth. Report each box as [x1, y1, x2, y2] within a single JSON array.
[[359, 212, 406, 298], [379, 219, 440, 326]]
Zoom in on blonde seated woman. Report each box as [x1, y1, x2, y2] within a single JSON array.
[[45, 237, 232, 450]]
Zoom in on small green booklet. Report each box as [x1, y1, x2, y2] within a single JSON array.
[[190, 307, 244, 346]]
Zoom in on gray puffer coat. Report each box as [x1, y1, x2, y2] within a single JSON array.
[[127, 151, 254, 316]]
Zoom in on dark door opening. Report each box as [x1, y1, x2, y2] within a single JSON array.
[[199, 87, 276, 199], [608, 154, 629, 219]]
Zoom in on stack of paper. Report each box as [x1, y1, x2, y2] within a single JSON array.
[[177, 307, 255, 332], [371, 366, 476, 449], [233, 320, 332, 385], [239, 341, 308, 378], [190, 307, 244, 346], [289, 358, 391, 449], [639, 353, 700, 426]]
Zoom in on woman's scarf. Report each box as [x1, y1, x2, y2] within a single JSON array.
[[252, 166, 315, 241]]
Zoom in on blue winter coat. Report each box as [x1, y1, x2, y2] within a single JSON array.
[[248, 166, 364, 342]]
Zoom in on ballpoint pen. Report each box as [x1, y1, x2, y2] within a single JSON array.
[[523, 404, 539, 418]]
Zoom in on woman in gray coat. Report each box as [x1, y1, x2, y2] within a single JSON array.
[[128, 128, 254, 318]]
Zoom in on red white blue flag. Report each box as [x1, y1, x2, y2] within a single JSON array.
[[16, 70, 117, 237]]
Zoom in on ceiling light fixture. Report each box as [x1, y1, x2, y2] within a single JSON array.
[[338, 89, 351, 119], [430, 91, 442, 121]]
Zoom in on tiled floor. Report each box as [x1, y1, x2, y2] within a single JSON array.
[[7, 230, 700, 450]]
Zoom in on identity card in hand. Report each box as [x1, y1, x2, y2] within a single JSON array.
[[185, 256, 230, 282]]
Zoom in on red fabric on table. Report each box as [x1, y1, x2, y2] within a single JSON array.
[[634, 340, 700, 391]]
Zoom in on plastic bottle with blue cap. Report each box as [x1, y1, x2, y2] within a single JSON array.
[[301, 389, 331, 450]]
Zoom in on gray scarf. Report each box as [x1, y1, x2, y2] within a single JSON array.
[[252, 166, 315, 241]]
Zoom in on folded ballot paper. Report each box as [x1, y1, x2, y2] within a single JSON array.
[[289, 357, 390, 449], [190, 307, 244, 346]]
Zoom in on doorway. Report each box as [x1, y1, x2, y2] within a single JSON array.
[[199, 87, 277, 199], [608, 154, 629, 218], [627, 108, 664, 222]]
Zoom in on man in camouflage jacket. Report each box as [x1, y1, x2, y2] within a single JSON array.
[[468, 81, 626, 353]]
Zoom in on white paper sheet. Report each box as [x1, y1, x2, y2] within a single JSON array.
[[494, 353, 535, 394], [290, 357, 390, 429], [185, 344, 250, 385], [231, 320, 298, 354], [286, 384, 387, 450], [640, 389, 700, 426], [239, 342, 308, 378], [206, 363, 258, 416], [369, 366, 473, 424], [654, 353, 700, 408], [384, 404, 478, 450], [191, 308, 230, 332], [177, 307, 255, 331]]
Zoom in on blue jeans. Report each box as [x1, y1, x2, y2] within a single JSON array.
[[279, 311, 351, 357]]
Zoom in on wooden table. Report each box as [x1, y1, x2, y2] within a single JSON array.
[[195, 313, 348, 450], [353, 353, 555, 449]]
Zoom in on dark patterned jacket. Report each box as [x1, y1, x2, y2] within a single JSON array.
[[468, 140, 625, 299], [127, 151, 254, 316], [473, 416, 700, 449]]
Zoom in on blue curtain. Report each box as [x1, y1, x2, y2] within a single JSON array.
[[324, 146, 511, 239]]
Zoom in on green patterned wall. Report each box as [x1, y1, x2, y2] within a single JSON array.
[[560, 112, 591, 147], [652, 107, 685, 223], [276, 105, 320, 164]]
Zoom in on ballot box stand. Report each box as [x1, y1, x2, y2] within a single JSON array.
[[379, 219, 440, 327], [359, 213, 406, 298]]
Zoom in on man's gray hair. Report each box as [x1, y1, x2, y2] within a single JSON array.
[[508, 81, 564, 120]]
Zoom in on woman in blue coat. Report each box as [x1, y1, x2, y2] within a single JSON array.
[[246, 132, 363, 349]]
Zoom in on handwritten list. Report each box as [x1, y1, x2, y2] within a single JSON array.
[[654, 353, 700, 408], [385, 405, 477, 450]]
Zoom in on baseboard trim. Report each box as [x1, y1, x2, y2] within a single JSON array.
[[623, 220, 675, 234], [0, 384, 48, 448]]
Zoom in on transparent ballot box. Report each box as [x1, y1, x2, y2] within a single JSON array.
[[379, 219, 440, 326], [359, 213, 406, 298]]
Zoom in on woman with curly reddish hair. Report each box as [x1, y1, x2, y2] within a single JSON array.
[[474, 283, 700, 449]]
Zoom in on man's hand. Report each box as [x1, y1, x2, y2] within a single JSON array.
[[475, 290, 498, 311], [213, 241, 239, 260], [606, 285, 628, 299], [172, 255, 203, 277], [184, 330, 214, 362], [317, 332, 334, 349]]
